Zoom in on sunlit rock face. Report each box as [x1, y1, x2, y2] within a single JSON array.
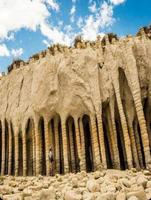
[[0, 27, 151, 177]]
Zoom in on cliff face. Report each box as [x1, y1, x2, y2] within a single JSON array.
[[0, 30, 151, 176]]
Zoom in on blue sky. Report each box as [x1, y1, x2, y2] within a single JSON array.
[[0, 0, 151, 73]]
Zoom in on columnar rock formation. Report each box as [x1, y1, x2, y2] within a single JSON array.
[[0, 27, 151, 176]]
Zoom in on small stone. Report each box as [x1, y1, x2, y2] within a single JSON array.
[[121, 178, 131, 188], [65, 190, 82, 200], [72, 177, 78, 188], [137, 176, 148, 188], [86, 180, 100, 193], [143, 170, 151, 176], [116, 192, 126, 200], [39, 188, 56, 200], [127, 189, 147, 200], [146, 181, 151, 188], [94, 171, 101, 179], [128, 196, 138, 200]]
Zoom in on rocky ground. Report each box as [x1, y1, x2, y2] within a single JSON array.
[[0, 169, 151, 200]]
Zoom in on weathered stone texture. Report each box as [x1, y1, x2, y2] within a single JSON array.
[[0, 29, 151, 176]]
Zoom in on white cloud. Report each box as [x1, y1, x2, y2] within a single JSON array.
[[110, 0, 126, 5], [44, 0, 59, 11], [77, 17, 84, 28], [70, 5, 76, 15], [0, 44, 10, 57], [11, 48, 23, 58], [70, 5, 76, 23], [81, 1, 115, 40], [43, 39, 50, 47], [40, 22, 73, 45], [0, 0, 59, 40], [88, 1, 97, 13], [0, 0, 125, 51]]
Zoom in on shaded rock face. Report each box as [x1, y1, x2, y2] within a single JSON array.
[[0, 32, 151, 176]]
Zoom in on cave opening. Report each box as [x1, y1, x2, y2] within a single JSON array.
[[137, 123, 146, 168], [26, 119, 33, 176], [18, 130, 23, 176], [115, 120, 127, 170], [103, 121, 113, 169], [5, 120, 9, 175], [39, 117, 46, 175], [82, 115, 94, 172], [0, 121, 2, 173]]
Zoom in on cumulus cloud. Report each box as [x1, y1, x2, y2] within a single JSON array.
[[110, 0, 126, 5], [44, 0, 59, 11], [11, 48, 23, 58], [0, 44, 10, 57], [81, 1, 114, 40], [0, 0, 62, 45], [0, 0, 125, 50], [88, 1, 97, 13], [70, 5, 76, 23]]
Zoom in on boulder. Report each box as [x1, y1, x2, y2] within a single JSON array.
[[128, 196, 138, 200], [86, 180, 100, 192], [137, 176, 148, 188], [116, 192, 126, 200], [127, 189, 147, 200], [64, 190, 82, 200]]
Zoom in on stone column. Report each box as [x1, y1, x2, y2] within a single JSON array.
[[79, 118, 86, 171], [133, 120, 144, 168], [22, 128, 27, 176], [1, 120, 5, 175], [35, 121, 40, 175], [68, 121, 75, 172], [61, 118, 69, 173], [96, 112, 107, 169], [114, 88, 133, 169], [132, 88, 151, 167], [54, 117, 60, 173], [108, 104, 120, 169], [90, 115, 101, 170], [74, 118, 82, 171], [44, 118, 50, 176], [32, 125, 36, 175], [14, 127, 19, 176], [8, 122, 12, 175]]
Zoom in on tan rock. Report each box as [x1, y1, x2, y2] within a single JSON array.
[[64, 190, 82, 200], [86, 180, 100, 193], [127, 189, 147, 200]]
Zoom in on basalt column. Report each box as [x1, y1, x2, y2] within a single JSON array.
[[26, 119, 34, 176], [119, 68, 140, 169], [4, 120, 9, 175], [9, 122, 15, 175], [61, 118, 69, 173], [102, 105, 114, 169], [38, 117, 46, 175], [79, 118, 86, 171], [115, 99, 128, 170], [66, 116, 77, 172], [54, 116, 61, 174], [0, 121, 2, 174], [82, 115, 94, 172], [18, 130, 23, 176]]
